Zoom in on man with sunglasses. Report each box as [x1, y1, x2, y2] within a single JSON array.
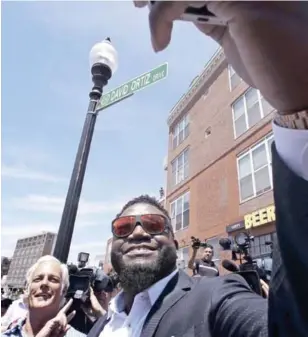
[[129, 1, 308, 336], [88, 195, 267, 337], [86, 2, 308, 336]]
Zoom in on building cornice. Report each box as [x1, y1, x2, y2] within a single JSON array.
[[167, 48, 226, 127]]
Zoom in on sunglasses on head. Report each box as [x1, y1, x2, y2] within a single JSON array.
[[112, 214, 172, 238]]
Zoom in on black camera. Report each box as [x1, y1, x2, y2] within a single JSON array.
[[66, 253, 119, 334], [66, 252, 118, 303], [191, 236, 208, 249], [220, 232, 273, 296], [66, 266, 117, 302]]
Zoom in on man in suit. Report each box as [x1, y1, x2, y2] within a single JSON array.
[[88, 2, 308, 337], [89, 195, 267, 337]]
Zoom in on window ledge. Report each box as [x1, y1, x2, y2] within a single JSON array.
[[234, 109, 276, 140], [174, 226, 189, 234], [239, 188, 273, 205], [172, 177, 190, 190]]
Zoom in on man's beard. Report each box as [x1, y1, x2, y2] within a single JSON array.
[[111, 245, 177, 295]]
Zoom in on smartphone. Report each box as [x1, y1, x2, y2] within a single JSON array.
[[148, 1, 226, 26]]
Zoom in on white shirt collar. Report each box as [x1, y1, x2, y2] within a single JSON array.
[[108, 269, 178, 318]]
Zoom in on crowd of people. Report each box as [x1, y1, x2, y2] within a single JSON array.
[[1, 256, 120, 336], [1, 233, 269, 335], [2, 1, 308, 337]]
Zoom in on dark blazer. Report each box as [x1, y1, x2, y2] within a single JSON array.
[[88, 270, 267, 337], [88, 145, 308, 337], [268, 145, 308, 336]]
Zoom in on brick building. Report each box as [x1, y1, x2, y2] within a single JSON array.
[[165, 48, 276, 273]]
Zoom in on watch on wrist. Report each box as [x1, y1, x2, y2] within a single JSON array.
[[274, 110, 308, 129]]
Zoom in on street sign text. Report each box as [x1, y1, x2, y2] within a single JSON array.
[[96, 62, 168, 111]]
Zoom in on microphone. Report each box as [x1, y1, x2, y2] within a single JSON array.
[[222, 259, 240, 272], [219, 238, 232, 250]]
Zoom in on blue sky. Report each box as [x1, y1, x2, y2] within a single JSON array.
[[1, 1, 218, 262]]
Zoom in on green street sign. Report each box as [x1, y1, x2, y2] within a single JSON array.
[[96, 62, 168, 111]]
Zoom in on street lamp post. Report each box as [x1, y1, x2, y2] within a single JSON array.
[[53, 38, 118, 263]]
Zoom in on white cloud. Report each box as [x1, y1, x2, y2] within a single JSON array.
[[11, 195, 64, 213], [1, 224, 57, 238], [2, 165, 64, 183], [70, 241, 106, 252], [1, 221, 99, 238], [2, 145, 53, 168], [10, 194, 124, 215]]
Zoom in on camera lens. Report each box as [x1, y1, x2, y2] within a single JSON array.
[[235, 232, 249, 246]]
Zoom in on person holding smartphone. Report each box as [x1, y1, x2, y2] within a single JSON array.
[[87, 2, 308, 337]]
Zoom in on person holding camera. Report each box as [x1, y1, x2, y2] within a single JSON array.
[[66, 263, 120, 334], [68, 287, 107, 334], [188, 241, 219, 277]]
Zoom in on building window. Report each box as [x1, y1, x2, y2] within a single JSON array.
[[170, 192, 190, 232], [249, 233, 275, 259], [177, 246, 190, 269], [237, 134, 274, 202], [171, 148, 189, 186], [172, 115, 189, 149], [228, 65, 242, 90], [232, 88, 274, 138]]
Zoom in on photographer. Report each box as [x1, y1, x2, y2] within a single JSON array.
[[67, 266, 119, 334], [69, 287, 107, 334], [188, 240, 219, 277]]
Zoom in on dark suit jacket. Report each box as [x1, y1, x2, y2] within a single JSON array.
[[268, 144, 308, 336], [88, 145, 308, 337], [88, 271, 267, 337]]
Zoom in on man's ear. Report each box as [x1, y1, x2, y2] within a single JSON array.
[[174, 239, 179, 250]]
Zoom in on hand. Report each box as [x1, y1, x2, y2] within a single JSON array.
[[260, 279, 269, 298], [90, 287, 107, 315], [135, 1, 308, 112], [192, 245, 199, 252], [36, 299, 75, 337], [81, 287, 106, 320]]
